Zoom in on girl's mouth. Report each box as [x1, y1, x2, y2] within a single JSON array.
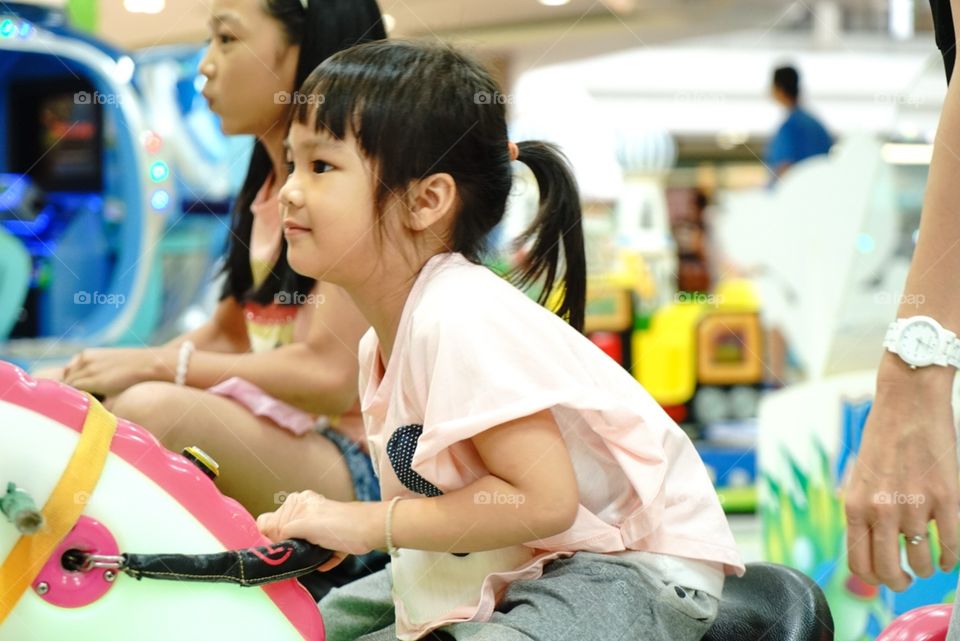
[[282, 220, 312, 236]]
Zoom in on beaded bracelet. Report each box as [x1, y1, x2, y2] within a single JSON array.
[[175, 340, 195, 387], [385, 496, 403, 557]]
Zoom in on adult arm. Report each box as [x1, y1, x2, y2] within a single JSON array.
[[845, 7, 960, 588]]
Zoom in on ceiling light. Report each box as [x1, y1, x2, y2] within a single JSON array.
[[539, 0, 572, 6]]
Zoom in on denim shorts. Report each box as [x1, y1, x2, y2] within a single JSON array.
[[319, 426, 381, 502]]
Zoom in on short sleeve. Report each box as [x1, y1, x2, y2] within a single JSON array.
[[404, 276, 637, 486], [357, 328, 378, 400]]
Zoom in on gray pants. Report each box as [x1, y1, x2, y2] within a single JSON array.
[[318, 551, 719, 641]]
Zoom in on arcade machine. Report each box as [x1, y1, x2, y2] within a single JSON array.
[[134, 44, 253, 341], [0, 3, 171, 365]]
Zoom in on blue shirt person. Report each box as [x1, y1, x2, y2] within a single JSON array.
[[766, 65, 833, 180]]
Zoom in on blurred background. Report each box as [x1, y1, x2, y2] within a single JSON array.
[[0, 1, 952, 638]]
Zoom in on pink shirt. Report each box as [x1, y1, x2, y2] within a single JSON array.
[[360, 253, 744, 640]]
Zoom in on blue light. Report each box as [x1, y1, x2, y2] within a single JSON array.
[[151, 190, 170, 210], [0, 20, 15, 38], [19, 22, 31, 38], [149, 160, 169, 183], [856, 233, 876, 254]]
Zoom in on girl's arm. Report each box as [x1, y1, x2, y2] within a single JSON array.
[[258, 410, 581, 554], [385, 409, 580, 552], [157, 283, 367, 415], [163, 296, 251, 353], [66, 283, 365, 413]]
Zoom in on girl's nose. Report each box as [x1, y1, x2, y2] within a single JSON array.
[[198, 49, 215, 80], [279, 180, 305, 210]]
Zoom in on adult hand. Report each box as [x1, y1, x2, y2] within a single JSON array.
[[846, 360, 959, 590], [62, 347, 172, 397]]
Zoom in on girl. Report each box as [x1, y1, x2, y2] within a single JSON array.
[[258, 41, 744, 641], [56, 0, 386, 520]]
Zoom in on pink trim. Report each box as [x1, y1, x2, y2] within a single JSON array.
[[33, 516, 119, 608], [0, 362, 324, 640]]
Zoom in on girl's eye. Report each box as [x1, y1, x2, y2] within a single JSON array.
[[312, 161, 332, 174], [217, 33, 236, 45], [285, 161, 295, 175]]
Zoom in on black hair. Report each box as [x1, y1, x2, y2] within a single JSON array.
[[292, 40, 586, 331], [221, 0, 387, 305], [772, 65, 800, 102]]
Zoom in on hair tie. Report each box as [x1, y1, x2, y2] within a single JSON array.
[[508, 141, 519, 162]]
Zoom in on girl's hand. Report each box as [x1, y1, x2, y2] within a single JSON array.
[[63, 348, 171, 397], [256, 491, 386, 569], [845, 359, 960, 590]]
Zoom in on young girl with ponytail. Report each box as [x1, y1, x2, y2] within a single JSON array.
[[257, 40, 743, 641]]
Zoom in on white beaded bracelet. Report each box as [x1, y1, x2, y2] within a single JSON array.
[[175, 340, 195, 387], [385, 496, 403, 557]]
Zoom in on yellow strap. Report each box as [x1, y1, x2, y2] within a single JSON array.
[[0, 396, 117, 623]]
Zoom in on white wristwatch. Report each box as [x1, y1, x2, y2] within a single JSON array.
[[883, 315, 960, 369]]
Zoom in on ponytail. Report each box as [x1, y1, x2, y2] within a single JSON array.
[[510, 141, 586, 333]]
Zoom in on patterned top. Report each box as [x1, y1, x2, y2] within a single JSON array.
[[245, 174, 302, 352]]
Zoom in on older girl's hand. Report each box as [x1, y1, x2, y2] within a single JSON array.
[[62, 348, 171, 397]]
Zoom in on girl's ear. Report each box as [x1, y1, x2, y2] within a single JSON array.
[[404, 173, 458, 232]]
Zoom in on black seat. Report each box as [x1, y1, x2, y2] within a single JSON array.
[[703, 562, 834, 641]]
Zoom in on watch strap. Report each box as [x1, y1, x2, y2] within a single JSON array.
[[948, 337, 960, 369]]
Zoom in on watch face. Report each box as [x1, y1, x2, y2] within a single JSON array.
[[898, 320, 940, 366]]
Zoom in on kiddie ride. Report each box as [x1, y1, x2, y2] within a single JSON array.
[[0, 360, 833, 641]]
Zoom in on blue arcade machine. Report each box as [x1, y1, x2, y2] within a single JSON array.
[[0, 3, 173, 365]]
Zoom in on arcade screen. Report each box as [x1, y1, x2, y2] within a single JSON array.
[[8, 79, 103, 192]]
